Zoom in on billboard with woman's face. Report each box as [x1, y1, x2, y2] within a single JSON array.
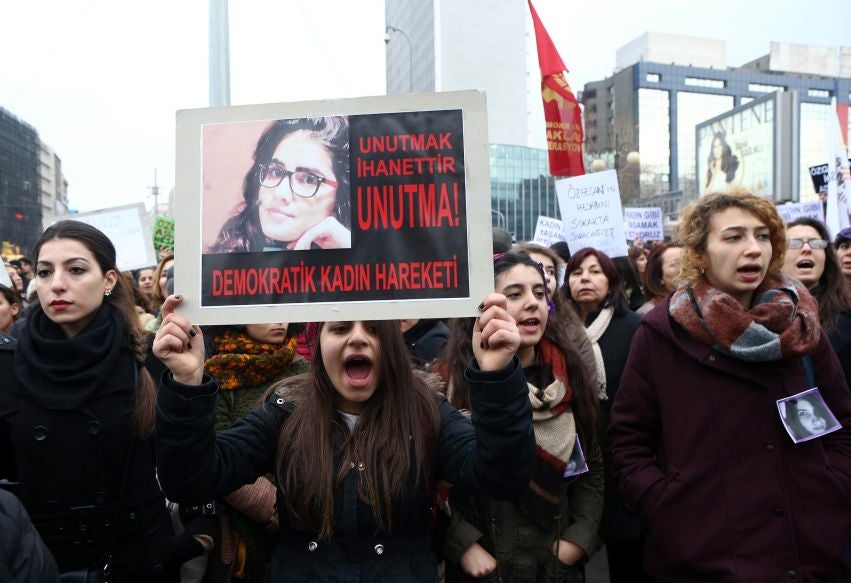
[[176, 91, 493, 325], [696, 93, 777, 198]]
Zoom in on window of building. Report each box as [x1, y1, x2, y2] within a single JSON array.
[[799, 102, 832, 202], [741, 97, 754, 105], [685, 77, 725, 89], [808, 89, 831, 98], [646, 73, 661, 83], [748, 83, 785, 93], [638, 88, 671, 197]]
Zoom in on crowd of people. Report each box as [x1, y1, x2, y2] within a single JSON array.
[[1, 187, 850, 582]]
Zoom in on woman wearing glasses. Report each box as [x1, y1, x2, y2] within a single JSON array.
[[781, 217, 851, 388], [209, 117, 351, 253]]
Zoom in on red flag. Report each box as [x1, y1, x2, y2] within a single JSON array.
[[528, 0, 585, 177]]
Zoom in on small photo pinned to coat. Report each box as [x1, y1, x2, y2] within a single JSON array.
[[564, 435, 589, 477], [777, 387, 841, 443]]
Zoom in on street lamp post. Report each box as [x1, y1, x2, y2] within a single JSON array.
[[385, 25, 414, 93], [587, 144, 640, 203]]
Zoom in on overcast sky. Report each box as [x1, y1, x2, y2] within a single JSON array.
[[1, 0, 847, 213]]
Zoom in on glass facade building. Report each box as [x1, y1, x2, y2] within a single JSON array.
[[583, 61, 851, 209], [0, 107, 41, 257], [489, 144, 556, 242]]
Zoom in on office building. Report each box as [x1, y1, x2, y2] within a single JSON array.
[[583, 34, 851, 217], [0, 107, 69, 258]]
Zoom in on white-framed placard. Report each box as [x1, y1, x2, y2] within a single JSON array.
[[52, 203, 156, 272], [175, 91, 493, 325], [555, 170, 628, 259]]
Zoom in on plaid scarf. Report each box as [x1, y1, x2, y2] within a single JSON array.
[[669, 274, 820, 361], [205, 330, 298, 390], [519, 337, 576, 528]]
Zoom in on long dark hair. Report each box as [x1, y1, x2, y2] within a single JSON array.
[[210, 117, 351, 252], [34, 220, 157, 435], [561, 247, 630, 316], [705, 131, 740, 190], [787, 217, 851, 334], [274, 320, 440, 539], [442, 253, 599, 449]]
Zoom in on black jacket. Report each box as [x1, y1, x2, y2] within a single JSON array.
[[156, 357, 535, 582], [0, 488, 58, 583], [0, 335, 178, 582], [403, 320, 450, 368]]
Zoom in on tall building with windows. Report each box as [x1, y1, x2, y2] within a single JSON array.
[[583, 34, 851, 216], [0, 107, 69, 258], [386, 0, 559, 240]]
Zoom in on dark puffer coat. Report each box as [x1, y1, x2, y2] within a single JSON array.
[[156, 357, 535, 582]]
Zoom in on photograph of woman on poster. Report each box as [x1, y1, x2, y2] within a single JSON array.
[[704, 131, 740, 194], [208, 116, 352, 253], [781, 392, 841, 442]]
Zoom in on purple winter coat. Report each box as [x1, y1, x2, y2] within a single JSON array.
[[610, 298, 851, 582]]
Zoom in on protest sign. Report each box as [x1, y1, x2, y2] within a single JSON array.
[[52, 203, 156, 271], [533, 216, 565, 247], [555, 170, 627, 259], [0, 267, 11, 288], [623, 207, 663, 241], [809, 163, 829, 196], [175, 91, 492, 325], [777, 201, 824, 224]]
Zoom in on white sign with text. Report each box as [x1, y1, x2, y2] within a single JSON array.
[[555, 170, 628, 258], [777, 201, 824, 224], [623, 207, 663, 241], [533, 216, 565, 247], [52, 203, 156, 272]]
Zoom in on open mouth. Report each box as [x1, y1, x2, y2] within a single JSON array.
[[344, 355, 373, 383], [796, 259, 815, 270], [738, 265, 761, 274]]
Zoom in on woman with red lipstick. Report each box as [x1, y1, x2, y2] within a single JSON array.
[[0, 221, 208, 581], [440, 253, 603, 582], [609, 191, 851, 581], [203, 322, 308, 582], [152, 292, 536, 582]]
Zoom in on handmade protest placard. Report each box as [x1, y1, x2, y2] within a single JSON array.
[[533, 216, 565, 247], [175, 91, 492, 325], [623, 207, 663, 241], [52, 203, 156, 271], [777, 201, 824, 224], [555, 170, 627, 259]]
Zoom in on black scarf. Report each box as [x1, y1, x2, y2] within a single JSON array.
[[14, 302, 135, 410]]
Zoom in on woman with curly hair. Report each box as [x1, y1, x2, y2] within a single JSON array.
[[610, 190, 851, 580]]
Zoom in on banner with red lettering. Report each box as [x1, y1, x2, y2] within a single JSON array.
[[174, 91, 493, 324], [528, 0, 585, 177]]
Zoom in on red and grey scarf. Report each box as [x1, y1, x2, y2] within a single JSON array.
[[519, 337, 576, 528], [669, 274, 820, 361]]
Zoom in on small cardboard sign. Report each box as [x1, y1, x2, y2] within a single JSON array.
[[623, 207, 663, 241], [777, 201, 824, 224], [533, 216, 565, 247]]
